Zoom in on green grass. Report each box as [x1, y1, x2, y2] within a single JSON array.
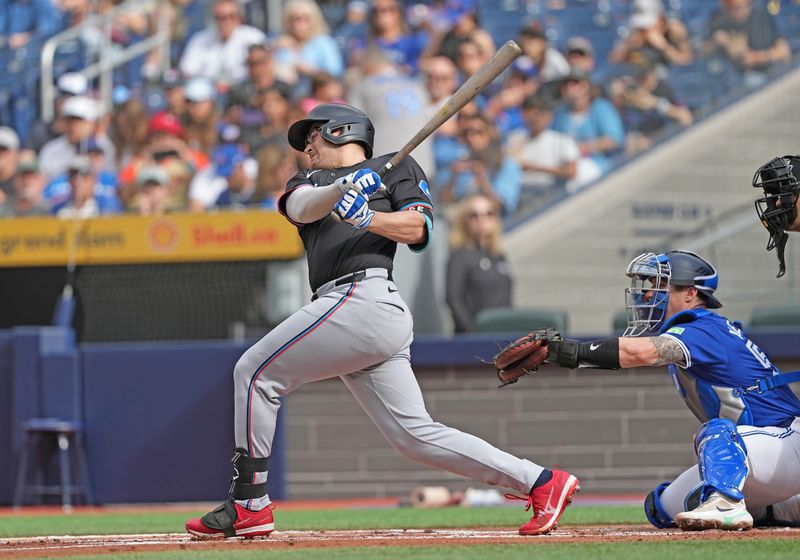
[[0, 505, 645, 538], [21, 541, 800, 560]]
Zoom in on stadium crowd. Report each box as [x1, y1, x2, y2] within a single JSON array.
[[0, 0, 794, 222], [0, 0, 796, 332]]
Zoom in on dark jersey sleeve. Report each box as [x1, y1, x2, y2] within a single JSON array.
[[385, 156, 434, 252], [277, 172, 313, 227]]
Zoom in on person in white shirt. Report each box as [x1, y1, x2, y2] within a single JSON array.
[[506, 94, 580, 198], [179, 0, 267, 87]]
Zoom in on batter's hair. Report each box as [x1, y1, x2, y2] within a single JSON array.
[[449, 194, 504, 256]]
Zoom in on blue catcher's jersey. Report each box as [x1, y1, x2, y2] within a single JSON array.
[[659, 309, 800, 428]]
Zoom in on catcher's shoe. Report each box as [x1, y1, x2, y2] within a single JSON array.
[[186, 499, 275, 538], [507, 469, 580, 536], [674, 492, 753, 531]]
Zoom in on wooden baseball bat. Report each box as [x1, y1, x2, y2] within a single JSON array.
[[332, 40, 523, 221]]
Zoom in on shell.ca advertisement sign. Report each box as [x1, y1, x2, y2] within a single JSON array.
[[0, 210, 304, 267]]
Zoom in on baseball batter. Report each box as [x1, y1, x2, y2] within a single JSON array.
[[185, 103, 579, 538], [496, 250, 800, 530], [752, 155, 800, 277]]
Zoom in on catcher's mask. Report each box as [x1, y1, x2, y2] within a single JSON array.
[[753, 155, 800, 278], [623, 250, 721, 337]]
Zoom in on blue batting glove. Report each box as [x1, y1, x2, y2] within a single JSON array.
[[335, 168, 383, 198], [334, 189, 374, 229]]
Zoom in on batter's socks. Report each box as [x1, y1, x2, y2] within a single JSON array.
[[532, 469, 553, 489], [235, 471, 271, 511]]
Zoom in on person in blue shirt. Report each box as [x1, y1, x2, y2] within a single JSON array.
[[533, 250, 800, 531]]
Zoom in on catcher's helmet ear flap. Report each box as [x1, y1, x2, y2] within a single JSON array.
[[753, 155, 800, 278], [287, 103, 375, 158], [665, 250, 722, 309]]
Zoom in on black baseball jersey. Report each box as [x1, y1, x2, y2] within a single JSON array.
[[278, 153, 434, 292]]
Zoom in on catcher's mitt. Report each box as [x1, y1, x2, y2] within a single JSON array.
[[493, 328, 562, 387]]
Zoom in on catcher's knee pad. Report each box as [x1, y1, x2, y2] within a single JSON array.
[[687, 418, 748, 508], [229, 447, 269, 500], [644, 482, 676, 529]]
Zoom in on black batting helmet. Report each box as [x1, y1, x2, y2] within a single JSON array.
[[287, 103, 375, 158], [752, 155, 800, 277]]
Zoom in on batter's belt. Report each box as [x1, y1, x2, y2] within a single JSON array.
[[311, 268, 393, 301]]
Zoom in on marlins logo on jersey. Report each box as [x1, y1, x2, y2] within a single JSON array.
[[418, 180, 431, 200]]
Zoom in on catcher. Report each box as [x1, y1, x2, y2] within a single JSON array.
[[494, 250, 800, 531], [752, 155, 800, 278]]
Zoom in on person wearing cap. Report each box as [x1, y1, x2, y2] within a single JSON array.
[[179, 0, 267, 86], [702, 0, 790, 88], [0, 127, 21, 203], [183, 77, 219, 155], [24, 72, 91, 152], [212, 150, 258, 209], [134, 165, 171, 216], [506, 94, 580, 200], [517, 24, 570, 85], [551, 68, 625, 185], [422, 0, 495, 67], [0, 152, 49, 218], [564, 36, 600, 82], [118, 111, 205, 211], [52, 156, 121, 219], [521, 249, 800, 532], [608, 55, 693, 155], [609, 0, 693, 67], [38, 95, 116, 181]]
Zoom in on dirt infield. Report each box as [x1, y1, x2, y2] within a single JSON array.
[[3, 526, 799, 558]]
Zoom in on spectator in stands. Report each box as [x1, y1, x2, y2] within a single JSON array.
[[518, 24, 571, 85], [134, 165, 171, 216], [608, 57, 693, 155], [423, 0, 495, 66], [42, 136, 119, 212], [359, 0, 427, 74], [565, 36, 603, 85], [179, 0, 267, 87], [0, 0, 62, 48], [609, 0, 693, 68], [161, 69, 186, 117], [551, 68, 625, 187], [225, 42, 281, 132], [244, 82, 295, 154], [702, 0, 790, 88], [300, 71, 346, 114], [446, 194, 512, 333], [454, 36, 501, 99], [182, 77, 219, 156], [439, 113, 521, 217], [109, 95, 150, 169], [52, 156, 121, 219], [334, 0, 369, 58], [484, 56, 540, 138], [0, 127, 20, 203], [421, 56, 461, 176], [38, 96, 116, 181], [188, 142, 246, 212], [348, 47, 435, 175], [0, 152, 48, 217], [273, 0, 344, 94], [213, 153, 258, 209], [119, 112, 203, 211], [506, 94, 579, 198], [25, 72, 89, 152], [254, 143, 298, 210]]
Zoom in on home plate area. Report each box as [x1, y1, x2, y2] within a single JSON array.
[[3, 526, 800, 557]]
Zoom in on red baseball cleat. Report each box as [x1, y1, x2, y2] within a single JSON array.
[[508, 469, 580, 536], [186, 499, 275, 538]]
